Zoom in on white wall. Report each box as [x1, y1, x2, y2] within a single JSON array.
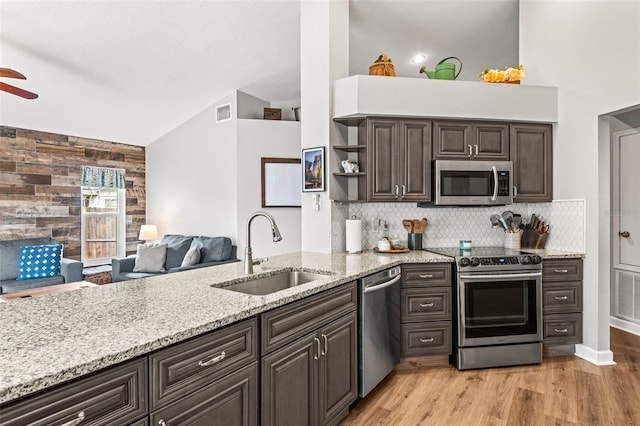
[[300, 0, 349, 253], [520, 0, 640, 362], [236, 119, 301, 257], [146, 92, 238, 243]]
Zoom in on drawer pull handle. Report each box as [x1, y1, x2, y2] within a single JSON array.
[[60, 411, 85, 426], [419, 302, 435, 308], [198, 351, 226, 367], [554, 328, 569, 334], [420, 337, 434, 343], [158, 420, 167, 426], [554, 296, 569, 300], [419, 274, 434, 279], [553, 269, 569, 273]]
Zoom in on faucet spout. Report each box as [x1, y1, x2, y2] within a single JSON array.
[[245, 211, 282, 274]]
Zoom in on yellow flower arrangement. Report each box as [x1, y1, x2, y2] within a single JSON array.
[[480, 65, 524, 83]]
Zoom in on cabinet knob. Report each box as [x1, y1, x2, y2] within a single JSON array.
[[158, 420, 167, 426], [619, 231, 630, 238]]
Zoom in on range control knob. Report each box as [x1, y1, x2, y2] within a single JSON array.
[[532, 255, 542, 265], [470, 257, 480, 267], [459, 257, 471, 267], [521, 255, 532, 265]]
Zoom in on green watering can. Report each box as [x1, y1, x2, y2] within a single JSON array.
[[419, 57, 462, 80]]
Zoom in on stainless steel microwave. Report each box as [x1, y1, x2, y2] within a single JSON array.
[[433, 160, 513, 206]]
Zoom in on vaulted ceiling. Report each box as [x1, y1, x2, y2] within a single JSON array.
[[0, 0, 517, 146]]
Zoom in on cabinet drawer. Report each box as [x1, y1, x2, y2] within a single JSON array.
[[261, 282, 357, 355], [1, 357, 148, 426], [401, 322, 452, 357], [151, 362, 258, 426], [543, 313, 583, 346], [401, 288, 451, 322], [542, 259, 583, 282], [402, 263, 451, 288], [150, 317, 258, 410], [543, 282, 582, 314]]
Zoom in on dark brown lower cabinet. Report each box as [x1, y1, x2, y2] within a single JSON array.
[[0, 358, 148, 426], [150, 362, 258, 426], [262, 311, 358, 426]]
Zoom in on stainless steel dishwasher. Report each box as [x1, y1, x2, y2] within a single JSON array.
[[358, 266, 401, 398]]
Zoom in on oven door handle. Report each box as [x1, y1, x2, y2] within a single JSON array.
[[363, 275, 401, 294], [459, 272, 542, 280]]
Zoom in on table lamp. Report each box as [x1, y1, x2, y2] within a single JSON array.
[[139, 225, 158, 244]]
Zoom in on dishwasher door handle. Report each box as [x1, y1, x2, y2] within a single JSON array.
[[363, 275, 401, 294]]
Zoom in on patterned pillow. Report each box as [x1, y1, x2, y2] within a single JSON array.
[[17, 244, 63, 280]]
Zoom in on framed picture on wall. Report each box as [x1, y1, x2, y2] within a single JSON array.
[[302, 147, 325, 192], [261, 157, 302, 207]]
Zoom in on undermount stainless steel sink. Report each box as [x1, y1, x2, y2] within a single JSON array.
[[216, 270, 332, 296]]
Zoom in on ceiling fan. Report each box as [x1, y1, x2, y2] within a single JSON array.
[[0, 68, 39, 99]]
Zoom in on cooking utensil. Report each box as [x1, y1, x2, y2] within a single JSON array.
[[403, 219, 414, 234], [490, 214, 502, 229], [512, 214, 523, 230], [417, 218, 428, 233], [497, 216, 509, 232], [502, 211, 514, 232]]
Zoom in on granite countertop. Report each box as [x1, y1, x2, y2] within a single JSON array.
[[0, 250, 451, 404], [0, 247, 584, 403], [519, 248, 585, 259]]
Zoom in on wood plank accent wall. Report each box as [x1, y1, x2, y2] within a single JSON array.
[[0, 126, 146, 259]]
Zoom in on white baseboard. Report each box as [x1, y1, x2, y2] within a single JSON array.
[[610, 316, 640, 336], [574, 344, 616, 366]]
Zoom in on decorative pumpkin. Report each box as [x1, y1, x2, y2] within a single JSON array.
[[368, 53, 396, 77]]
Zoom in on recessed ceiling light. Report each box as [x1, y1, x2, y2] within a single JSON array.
[[410, 54, 427, 65]]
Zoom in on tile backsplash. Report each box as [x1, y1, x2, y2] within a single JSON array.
[[332, 199, 585, 253]]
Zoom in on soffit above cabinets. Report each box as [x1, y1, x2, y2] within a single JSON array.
[[333, 75, 558, 124]]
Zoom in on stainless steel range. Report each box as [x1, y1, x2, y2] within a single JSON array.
[[426, 247, 543, 370]]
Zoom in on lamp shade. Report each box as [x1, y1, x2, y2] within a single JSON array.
[[139, 224, 158, 241]]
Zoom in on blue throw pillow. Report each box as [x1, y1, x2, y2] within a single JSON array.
[[17, 244, 63, 280]]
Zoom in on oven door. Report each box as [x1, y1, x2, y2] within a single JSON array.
[[458, 270, 542, 347]]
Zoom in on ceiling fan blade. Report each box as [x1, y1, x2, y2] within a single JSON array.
[[0, 68, 27, 80], [0, 82, 39, 99]]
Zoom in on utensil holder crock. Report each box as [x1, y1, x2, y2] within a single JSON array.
[[504, 232, 521, 250], [408, 234, 423, 250]]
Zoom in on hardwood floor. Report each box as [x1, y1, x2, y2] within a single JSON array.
[[342, 328, 640, 426]]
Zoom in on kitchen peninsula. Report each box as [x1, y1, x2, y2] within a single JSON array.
[[0, 248, 584, 424]]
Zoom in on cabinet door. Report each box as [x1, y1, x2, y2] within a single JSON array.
[[510, 123, 553, 202], [474, 122, 509, 160], [150, 362, 258, 426], [367, 119, 400, 201], [399, 120, 432, 201], [433, 120, 472, 159], [318, 313, 358, 426], [262, 333, 319, 426]]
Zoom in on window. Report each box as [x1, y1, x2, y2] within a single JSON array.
[[80, 166, 126, 266]]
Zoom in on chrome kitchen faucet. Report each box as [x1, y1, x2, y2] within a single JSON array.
[[244, 211, 282, 274]]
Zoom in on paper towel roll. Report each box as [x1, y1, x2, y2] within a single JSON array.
[[346, 218, 362, 253]]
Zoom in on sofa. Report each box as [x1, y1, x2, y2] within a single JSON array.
[[112, 234, 239, 282], [0, 237, 84, 294]]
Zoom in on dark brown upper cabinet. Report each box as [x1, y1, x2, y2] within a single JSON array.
[[366, 118, 432, 202], [433, 120, 509, 161], [510, 123, 553, 203]]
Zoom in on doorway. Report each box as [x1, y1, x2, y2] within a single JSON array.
[[612, 127, 640, 331]]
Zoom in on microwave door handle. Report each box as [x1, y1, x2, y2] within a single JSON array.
[[491, 166, 498, 201]]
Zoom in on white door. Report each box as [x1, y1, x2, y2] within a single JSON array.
[[613, 128, 640, 324]]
